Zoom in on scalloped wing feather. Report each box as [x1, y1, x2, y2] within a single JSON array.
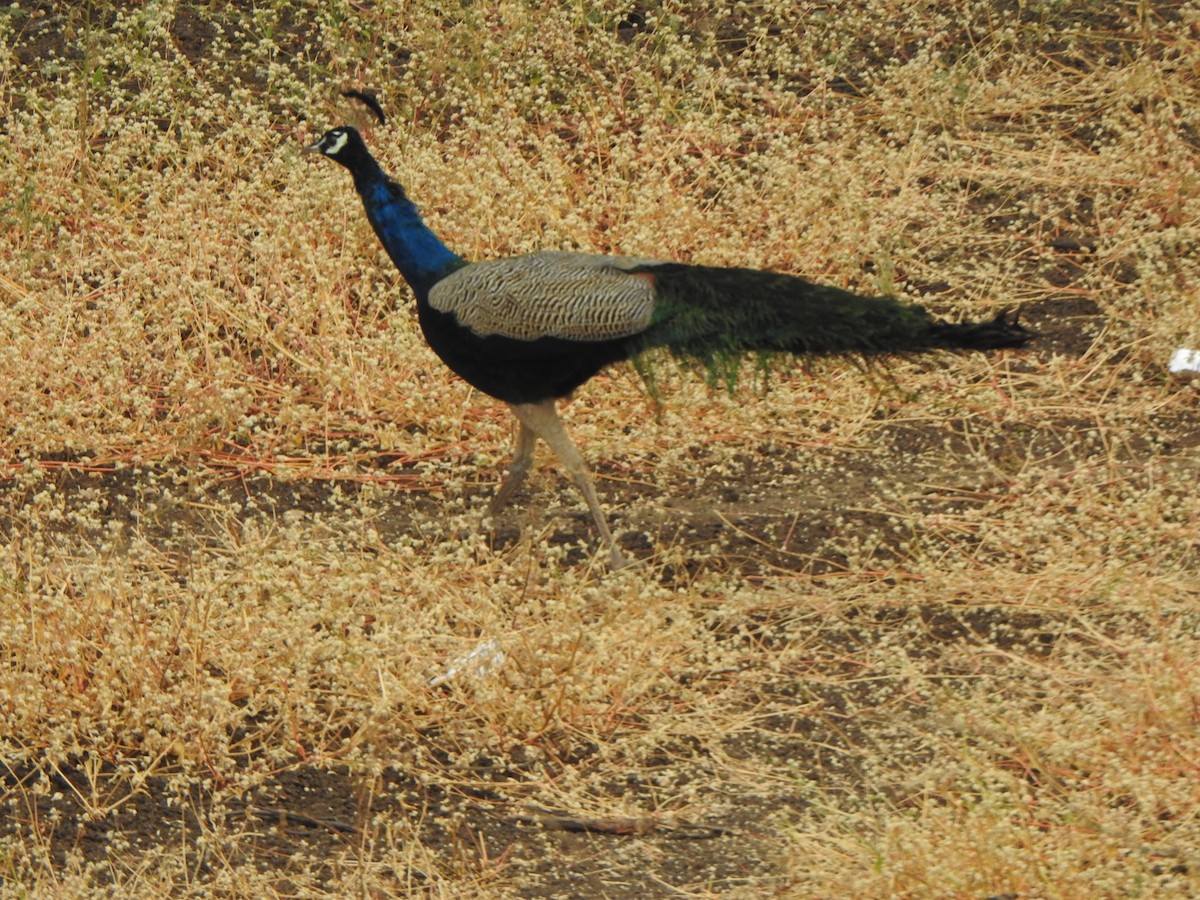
[[428, 251, 662, 341]]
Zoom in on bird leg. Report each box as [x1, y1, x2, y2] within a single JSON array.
[[504, 400, 627, 568], [491, 420, 537, 512]]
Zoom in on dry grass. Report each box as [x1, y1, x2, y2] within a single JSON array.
[[2, 0, 1200, 896]]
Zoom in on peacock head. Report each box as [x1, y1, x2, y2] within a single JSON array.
[[303, 126, 370, 171]]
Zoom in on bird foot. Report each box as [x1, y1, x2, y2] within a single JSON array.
[[606, 545, 631, 569]]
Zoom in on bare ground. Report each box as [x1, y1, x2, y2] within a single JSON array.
[[5, 295, 1199, 895], [3, 0, 1200, 895]]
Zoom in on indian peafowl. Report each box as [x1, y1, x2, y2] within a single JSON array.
[[304, 126, 1031, 567]]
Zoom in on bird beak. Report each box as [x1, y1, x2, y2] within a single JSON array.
[[301, 140, 321, 154]]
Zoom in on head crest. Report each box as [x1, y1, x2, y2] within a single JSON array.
[[341, 89, 386, 126]]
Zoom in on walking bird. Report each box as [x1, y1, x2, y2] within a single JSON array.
[[304, 126, 1031, 566]]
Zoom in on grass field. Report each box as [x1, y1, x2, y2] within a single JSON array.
[[2, 0, 1199, 895]]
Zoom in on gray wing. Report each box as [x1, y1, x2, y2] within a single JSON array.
[[427, 251, 662, 342]]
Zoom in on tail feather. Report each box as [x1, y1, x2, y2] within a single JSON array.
[[633, 263, 1032, 369], [921, 309, 1032, 350]]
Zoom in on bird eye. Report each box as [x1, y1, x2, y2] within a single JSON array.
[[325, 130, 349, 155]]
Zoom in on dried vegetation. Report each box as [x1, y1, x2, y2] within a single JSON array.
[[2, 0, 1199, 896]]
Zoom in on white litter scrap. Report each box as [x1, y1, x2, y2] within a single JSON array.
[[1169, 348, 1200, 380], [429, 638, 506, 686]]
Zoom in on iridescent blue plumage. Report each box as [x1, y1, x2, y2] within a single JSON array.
[[317, 132, 465, 296], [357, 179, 466, 297]]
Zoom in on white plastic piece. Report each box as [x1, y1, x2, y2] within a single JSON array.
[[429, 638, 506, 687], [1168, 348, 1200, 379]]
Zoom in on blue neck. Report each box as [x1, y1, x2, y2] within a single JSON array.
[[357, 174, 465, 297]]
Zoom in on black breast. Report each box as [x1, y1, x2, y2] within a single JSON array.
[[417, 304, 635, 404]]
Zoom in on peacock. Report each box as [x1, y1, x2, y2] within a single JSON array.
[[304, 125, 1031, 567]]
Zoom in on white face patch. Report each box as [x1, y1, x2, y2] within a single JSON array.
[[325, 130, 349, 155]]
